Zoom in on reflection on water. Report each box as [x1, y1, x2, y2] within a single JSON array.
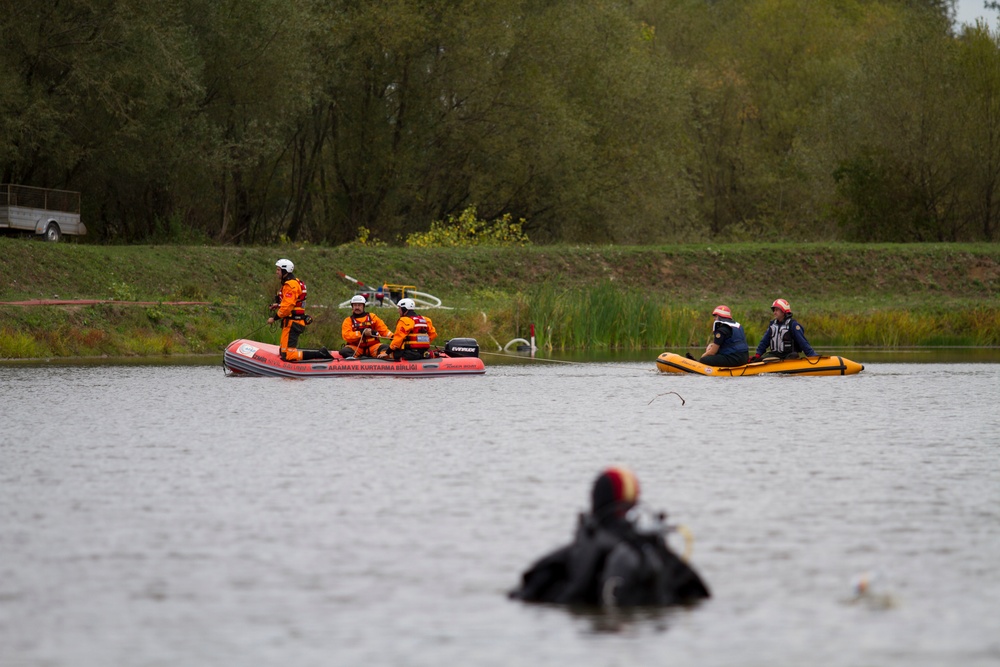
[[2, 346, 999, 368], [0, 360, 998, 667], [564, 605, 686, 636], [440, 347, 1000, 365]]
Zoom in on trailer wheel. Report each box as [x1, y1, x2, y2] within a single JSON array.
[[41, 222, 62, 242]]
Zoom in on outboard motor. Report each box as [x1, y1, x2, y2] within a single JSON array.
[[444, 338, 480, 358]]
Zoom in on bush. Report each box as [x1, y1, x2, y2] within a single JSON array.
[[351, 226, 387, 247], [405, 206, 530, 248]]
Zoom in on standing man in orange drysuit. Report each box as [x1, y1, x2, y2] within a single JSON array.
[[266, 258, 331, 362]]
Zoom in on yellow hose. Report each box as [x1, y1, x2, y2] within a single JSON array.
[[675, 524, 694, 561]]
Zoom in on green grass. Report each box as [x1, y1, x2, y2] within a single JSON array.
[[6, 238, 1000, 303], [0, 329, 45, 358], [3, 238, 999, 358]]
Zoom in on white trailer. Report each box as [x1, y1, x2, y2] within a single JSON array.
[[0, 184, 86, 242]]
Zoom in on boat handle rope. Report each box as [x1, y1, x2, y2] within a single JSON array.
[[731, 354, 827, 375], [228, 319, 271, 351], [479, 351, 585, 365]]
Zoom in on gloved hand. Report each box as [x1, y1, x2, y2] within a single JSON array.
[[749, 353, 762, 363], [362, 328, 372, 338]]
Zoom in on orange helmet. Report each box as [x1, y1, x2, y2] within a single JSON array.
[[712, 305, 732, 319], [771, 298, 791, 314]]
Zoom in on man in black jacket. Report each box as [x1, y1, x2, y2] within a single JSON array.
[[509, 467, 710, 608]]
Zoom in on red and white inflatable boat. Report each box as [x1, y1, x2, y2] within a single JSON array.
[[223, 338, 485, 378]]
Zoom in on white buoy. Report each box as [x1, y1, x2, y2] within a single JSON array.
[[848, 570, 897, 609]]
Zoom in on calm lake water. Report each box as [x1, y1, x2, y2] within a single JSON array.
[[1, 353, 998, 667]]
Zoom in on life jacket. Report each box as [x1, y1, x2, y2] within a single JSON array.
[[350, 312, 377, 332], [276, 276, 308, 322], [766, 318, 794, 353], [714, 319, 748, 357], [403, 314, 431, 350]]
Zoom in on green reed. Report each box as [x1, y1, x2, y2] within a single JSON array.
[[512, 283, 708, 351], [808, 308, 1000, 347], [494, 285, 1000, 351]]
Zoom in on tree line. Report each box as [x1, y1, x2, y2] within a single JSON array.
[[2, 0, 998, 244]]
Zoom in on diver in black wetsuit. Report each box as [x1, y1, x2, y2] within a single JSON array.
[[509, 467, 710, 608]]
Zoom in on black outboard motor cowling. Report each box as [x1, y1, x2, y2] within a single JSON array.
[[444, 338, 480, 358]]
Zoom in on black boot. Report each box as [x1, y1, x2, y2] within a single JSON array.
[[301, 348, 333, 361]]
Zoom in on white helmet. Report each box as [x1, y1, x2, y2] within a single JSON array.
[[275, 258, 294, 273], [397, 298, 415, 310], [350, 294, 367, 305]]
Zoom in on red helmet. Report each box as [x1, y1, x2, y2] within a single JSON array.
[[771, 298, 791, 314], [712, 305, 732, 319], [591, 466, 641, 516]]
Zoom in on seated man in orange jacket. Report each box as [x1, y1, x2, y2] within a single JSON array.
[[388, 298, 437, 361], [339, 294, 391, 359]]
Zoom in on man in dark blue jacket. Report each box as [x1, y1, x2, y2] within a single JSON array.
[[749, 298, 818, 362], [697, 305, 749, 367]]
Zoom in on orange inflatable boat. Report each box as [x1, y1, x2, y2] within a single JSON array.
[[224, 338, 485, 378], [655, 352, 864, 376]]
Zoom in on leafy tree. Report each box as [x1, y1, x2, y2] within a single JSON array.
[[178, 0, 315, 243], [2, 0, 997, 244], [690, 0, 867, 240], [832, 11, 972, 240], [952, 21, 1000, 240], [474, 0, 695, 243], [295, 0, 694, 245], [0, 0, 205, 239]]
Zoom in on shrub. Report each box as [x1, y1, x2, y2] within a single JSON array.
[[110, 280, 137, 301], [352, 226, 387, 247], [405, 206, 529, 248]]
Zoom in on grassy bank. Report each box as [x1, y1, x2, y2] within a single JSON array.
[[3, 239, 999, 359]]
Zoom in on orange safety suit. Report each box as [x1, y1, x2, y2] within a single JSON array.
[[390, 312, 437, 360], [341, 311, 391, 357], [274, 276, 309, 361]]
